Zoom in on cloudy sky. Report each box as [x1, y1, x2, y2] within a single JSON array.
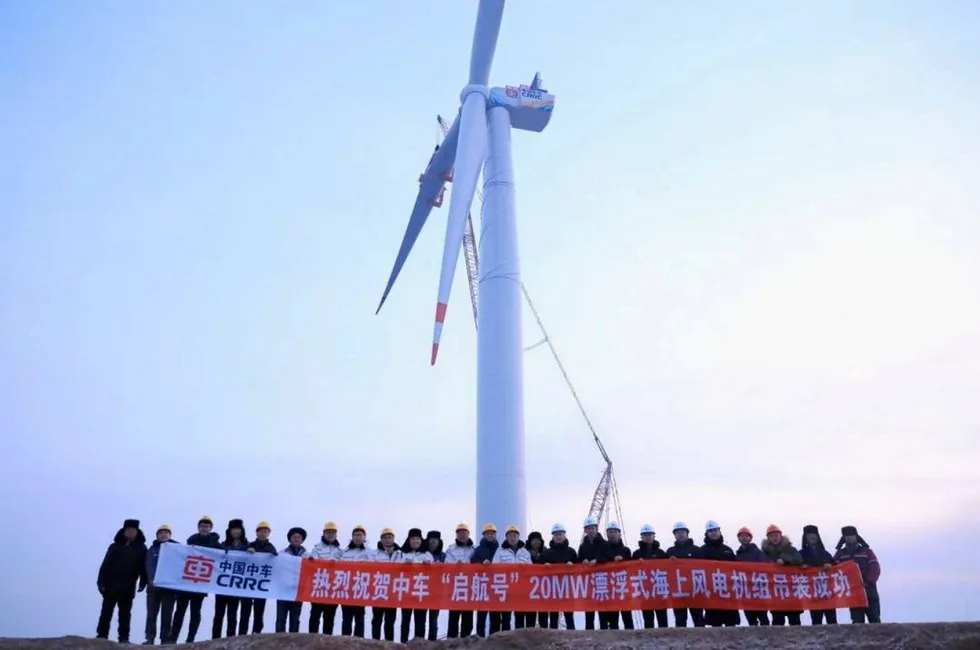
[[2, 0, 979, 637]]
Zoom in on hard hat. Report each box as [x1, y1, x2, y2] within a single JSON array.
[[672, 521, 689, 533], [157, 524, 172, 534], [323, 521, 338, 532], [352, 524, 366, 534], [766, 524, 782, 536], [705, 520, 721, 532], [505, 525, 520, 534], [639, 524, 655, 535], [606, 521, 622, 531], [380, 527, 394, 537], [455, 523, 470, 533], [551, 523, 566, 534], [256, 521, 272, 531], [482, 523, 497, 533], [583, 516, 598, 528], [738, 527, 753, 538], [197, 516, 213, 526]]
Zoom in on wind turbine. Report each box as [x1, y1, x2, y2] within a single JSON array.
[[374, 0, 555, 532]]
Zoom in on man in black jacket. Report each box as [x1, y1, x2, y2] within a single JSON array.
[[170, 516, 220, 643], [576, 517, 605, 630], [97, 519, 148, 643], [801, 525, 837, 625], [666, 521, 705, 628], [632, 524, 669, 628], [471, 524, 500, 637], [598, 522, 634, 630]]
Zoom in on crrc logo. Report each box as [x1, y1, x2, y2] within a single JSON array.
[[182, 555, 215, 584]]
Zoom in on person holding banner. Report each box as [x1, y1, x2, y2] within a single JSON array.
[[493, 525, 532, 631], [761, 524, 804, 626], [425, 530, 445, 640], [543, 523, 578, 630], [170, 516, 219, 643], [525, 531, 548, 628], [96, 519, 148, 644], [835, 526, 881, 624], [239, 521, 277, 635], [275, 527, 309, 633], [339, 525, 372, 637], [666, 522, 705, 628], [143, 524, 178, 645], [444, 524, 476, 638], [576, 517, 606, 630], [701, 521, 739, 627], [400, 528, 433, 642], [735, 527, 771, 626], [632, 524, 669, 629], [212, 519, 248, 639], [372, 527, 402, 641], [471, 523, 501, 637], [308, 522, 343, 635], [801, 525, 838, 625], [599, 522, 635, 630]]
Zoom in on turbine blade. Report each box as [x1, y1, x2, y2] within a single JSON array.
[[468, 0, 505, 86], [375, 119, 460, 314], [431, 93, 487, 365]]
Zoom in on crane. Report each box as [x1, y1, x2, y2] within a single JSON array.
[[433, 114, 626, 540]]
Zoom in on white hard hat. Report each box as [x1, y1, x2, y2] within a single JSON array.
[[606, 521, 622, 531], [705, 520, 721, 532], [551, 523, 566, 534], [583, 516, 598, 528], [672, 521, 689, 533], [640, 524, 655, 535]]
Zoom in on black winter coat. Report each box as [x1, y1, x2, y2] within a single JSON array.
[[98, 529, 148, 599]]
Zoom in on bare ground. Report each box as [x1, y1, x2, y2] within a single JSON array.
[[5, 624, 980, 650]]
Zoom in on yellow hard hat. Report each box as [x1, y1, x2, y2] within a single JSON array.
[[482, 523, 497, 533], [352, 524, 366, 534], [456, 522, 470, 533], [157, 524, 172, 534], [198, 516, 213, 526], [323, 521, 338, 532], [380, 527, 395, 537], [256, 521, 272, 531], [505, 525, 520, 535]]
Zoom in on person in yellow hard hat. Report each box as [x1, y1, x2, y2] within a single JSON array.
[[444, 523, 475, 638], [143, 524, 177, 645], [493, 525, 531, 632], [371, 527, 401, 641], [471, 524, 500, 637], [339, 525, 371, 637], [170, 516, 220, 643], [308, 522, 342, 635], [239, 521, 276, 636]]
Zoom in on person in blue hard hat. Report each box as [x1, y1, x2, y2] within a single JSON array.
[[632, 524, 669, 628], [543, 523, 578, 630], [577, 517, 605, 630]]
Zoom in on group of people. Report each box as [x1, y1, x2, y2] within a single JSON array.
[[95, 515, 882, 644]]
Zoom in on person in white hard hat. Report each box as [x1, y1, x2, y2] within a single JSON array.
[[542, 523, 577, 630], [632, 524, 668, 628], [598, 522, 635, 630], [444, 523, 475, 638], [701, 521, 739, 627], [576, 517, 606, 630], [666, 522, 705, 627]]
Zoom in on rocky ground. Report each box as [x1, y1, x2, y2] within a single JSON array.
[[5, 624, 980, 650]]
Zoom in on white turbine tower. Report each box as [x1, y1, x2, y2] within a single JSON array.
[[375, 0, 555, 532]]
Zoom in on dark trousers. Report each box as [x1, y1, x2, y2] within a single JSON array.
[[447, 610, 474, 637], [527, 612, 548, 628], [371, 607, 396, 641], [341, 605, 365, 637], [212, 595, 239, 638], [548, 612, 575, 629], [96, 594, 134, 642], [309, 603, 338, 634], [144, 587, 176, 643], [851, 582, 881, 623], [600, 611, 634, 629], [237, 598, 266, 634], [427, 609, 440, 640], [705, 609, 740, 627], [673, 607, 704, 627], [641, 609, 669, 628], [744, 610, 770, 626], [771, 611, 802, 626], [811, 609, 838, 625], [400, 608, 426, 642], [170, 593, 204, 642], [475, 611, 501, 637], [275, 600, 302, 633], [584, 611, 596, 629]]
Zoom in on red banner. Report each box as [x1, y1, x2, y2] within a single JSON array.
[[297, 559, 867, 612]]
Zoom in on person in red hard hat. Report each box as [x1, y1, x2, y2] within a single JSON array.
[[762, 524, 803, 625], [735, 526, 770, 626]]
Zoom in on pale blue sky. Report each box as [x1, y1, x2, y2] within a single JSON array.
[[2, 0, 979, 636]]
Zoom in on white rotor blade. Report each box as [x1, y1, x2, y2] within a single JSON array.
[[430, 92, 488, 365]]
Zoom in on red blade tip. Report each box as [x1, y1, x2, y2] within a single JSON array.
[[430, 342, 439, 366]]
